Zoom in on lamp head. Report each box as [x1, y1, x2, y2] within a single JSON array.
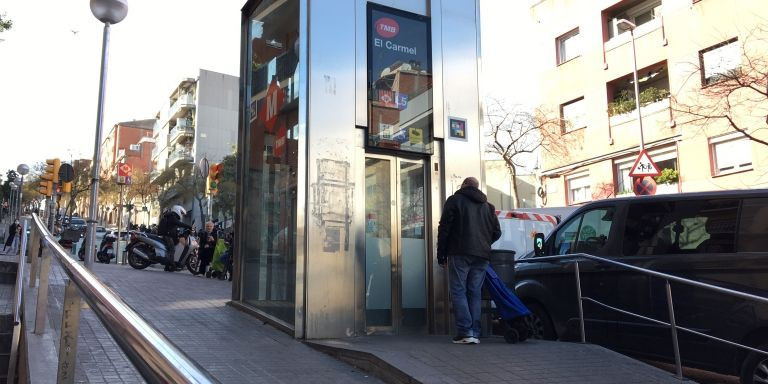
[[616, 18, 636, 32], [90, 0, 128, 24], [16, 164, 29, 176]]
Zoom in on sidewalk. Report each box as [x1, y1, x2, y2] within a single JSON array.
[[31, 258, 689, 384]]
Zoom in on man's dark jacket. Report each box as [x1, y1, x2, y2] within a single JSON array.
[[437, 186, 502, 263], [156, 211, 192, 237]]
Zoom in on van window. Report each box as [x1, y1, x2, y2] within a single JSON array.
[[552, 207, 615, 255], [738, 198, 768, 252], [623, 199, 738, 256]]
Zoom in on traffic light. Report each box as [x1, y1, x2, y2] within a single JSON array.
[[39, 158, 60, 197], [61, 181, 72, 194], [208, 163, 221, 195]]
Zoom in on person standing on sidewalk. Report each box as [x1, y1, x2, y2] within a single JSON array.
[[1, 219, 19, 254], [437, 177, 501, 344], [196, 221, 217, 276]]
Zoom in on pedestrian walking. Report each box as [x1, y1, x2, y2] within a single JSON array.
[[196, 221, 217, 276], [1, 220, 19, 254], [436, 177, 501, 344]]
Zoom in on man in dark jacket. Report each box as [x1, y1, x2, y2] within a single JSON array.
[[437, 177, 501, 344], [157, 205, 192, 271]]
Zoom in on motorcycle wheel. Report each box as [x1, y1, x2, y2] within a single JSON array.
[[127, 247, 151, 270], [186, 250, 200, 274]]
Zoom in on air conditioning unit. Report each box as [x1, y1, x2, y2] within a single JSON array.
[[129, 144, 141, 151]]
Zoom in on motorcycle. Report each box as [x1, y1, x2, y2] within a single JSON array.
[[77, 232, 117, 264], [126, 227, 199, 273]]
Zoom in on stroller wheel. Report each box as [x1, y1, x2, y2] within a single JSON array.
[[205, 270, 212, 278], [504, 328, 520, 344]]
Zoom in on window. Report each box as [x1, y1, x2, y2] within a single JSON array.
[[710, 134, 752, 175], [607, 63, 669, 117], [567, 174, 591, 204], [700, 38, 740, 85], [556, 28, 581, 64], [606, 0, 662, 39], [561, 97, 586, 132], [622, 199, 738, 256], [615, 147, 678, 195], [552, 207, 615, 256], [738, 198, 768, 252]]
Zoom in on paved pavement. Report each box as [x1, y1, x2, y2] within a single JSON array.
[[28, 255, 696, 384]]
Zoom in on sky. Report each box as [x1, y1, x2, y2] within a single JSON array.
[[0, 1, 536, 175]]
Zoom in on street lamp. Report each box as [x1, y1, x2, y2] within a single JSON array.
[[9, 184, 18, 222], [616, 19, 645, 152], [16, 164, 29, 219], [85, 0, 128, 268]]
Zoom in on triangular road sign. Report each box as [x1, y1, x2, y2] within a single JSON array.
[[628, 150, 662, 177]]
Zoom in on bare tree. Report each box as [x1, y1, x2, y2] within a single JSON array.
[[485, 99, 575, 207], [63, 160, 92, 218], [673, 25, 768, 147]]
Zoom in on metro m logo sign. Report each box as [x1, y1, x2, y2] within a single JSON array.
[[261, 78, 285, 133]]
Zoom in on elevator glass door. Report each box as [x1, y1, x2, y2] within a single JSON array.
[[365, 156, 427, 333]]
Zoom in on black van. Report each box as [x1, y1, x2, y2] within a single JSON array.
[[514, 189, 768, 383]]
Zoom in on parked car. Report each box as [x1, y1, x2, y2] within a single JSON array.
[[514, 189, 768, 383], [68, 218, 87, 233]]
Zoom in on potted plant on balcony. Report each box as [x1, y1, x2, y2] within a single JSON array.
[[607, 87, 670, 117]]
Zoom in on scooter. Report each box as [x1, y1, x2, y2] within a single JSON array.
[[77, 232, 117, 264], [125, 228, 199, 272]]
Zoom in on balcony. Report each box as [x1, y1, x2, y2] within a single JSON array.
[[168, 121, 194, 145], [167, 148, 193, 168], [169, 93, 195, 121]]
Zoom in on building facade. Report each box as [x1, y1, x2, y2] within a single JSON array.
[[99, 119, 155, 180], [150, 69, 239, 224], [233, 0, 484, 339], [530, 0, 768, 207]]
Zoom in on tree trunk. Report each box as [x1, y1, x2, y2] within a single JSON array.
[[506, 160, 520, 209]]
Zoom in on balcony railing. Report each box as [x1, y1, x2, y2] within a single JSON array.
[[168, 148, 193, 167], [169, 93, 195, 121], [168, 124, 194, 145]]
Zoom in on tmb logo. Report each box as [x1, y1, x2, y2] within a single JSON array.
[[375, 17, 399, 38]]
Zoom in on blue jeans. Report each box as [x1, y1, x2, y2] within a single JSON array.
[[449, 254, 489, 338]]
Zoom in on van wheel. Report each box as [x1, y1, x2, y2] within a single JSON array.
[[527, 303, 556, 340], [740, 343, 768, 384]]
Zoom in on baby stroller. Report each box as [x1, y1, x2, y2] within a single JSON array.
[[206, 237, 232, 281], [484, 265, 534, 343]]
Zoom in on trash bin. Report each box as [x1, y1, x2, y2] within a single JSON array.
[[490, 249, 516, 286]]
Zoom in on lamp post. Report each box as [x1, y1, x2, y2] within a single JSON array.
[[85, 0, 128, 268], [9, 184, 18, 223], [616, 19, 645, 151], [16, 164, 29, 219]]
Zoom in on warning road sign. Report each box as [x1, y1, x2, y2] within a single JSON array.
[[628, 150, 661, 177]]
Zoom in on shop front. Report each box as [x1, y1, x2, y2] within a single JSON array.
[[234, 0, 484, 339]]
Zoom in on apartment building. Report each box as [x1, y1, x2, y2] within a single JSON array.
[[99, 119, 155, 179], [530, 0, 768, 206], [150, 69, 239, 222]]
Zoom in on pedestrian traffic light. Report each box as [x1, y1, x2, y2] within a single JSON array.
[[39, 158, 60, 197]]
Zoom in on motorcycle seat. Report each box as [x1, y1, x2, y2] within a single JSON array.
[[146, 234, 167, 243]]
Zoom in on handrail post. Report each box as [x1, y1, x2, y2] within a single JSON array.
[[28, 225, 40, 288], [665, 280, 683, 380], [574, 261, 586, 343], [7, 217, 29, 382], [57, 280, 82, 384], [34, 244, 52, 334]]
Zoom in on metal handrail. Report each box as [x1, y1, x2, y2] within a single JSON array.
[[517, 252, 768, 380], [25, 213, 218, 383], [7, 218, 28, 382]]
